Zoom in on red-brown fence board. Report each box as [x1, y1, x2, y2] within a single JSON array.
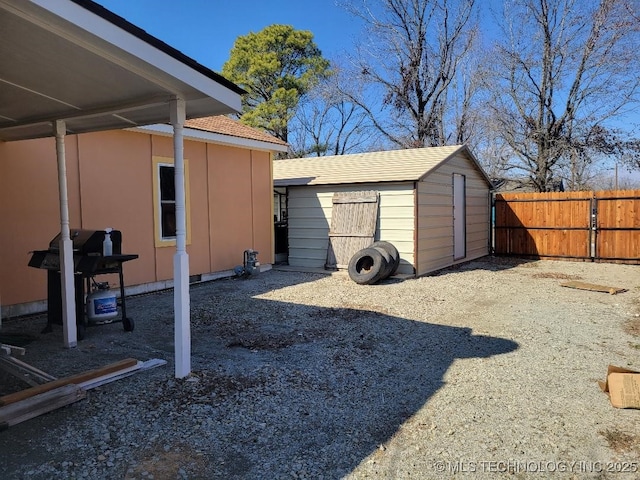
[[494, 190, 640, 263], [595, 190, 640, 261]]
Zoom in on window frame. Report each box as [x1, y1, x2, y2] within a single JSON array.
[[152, 156, 191, 247]]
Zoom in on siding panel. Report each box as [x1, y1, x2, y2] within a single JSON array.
[[286, 183, 416, 272], [416, 152, 490, 276], [283, 150, 490, 277]]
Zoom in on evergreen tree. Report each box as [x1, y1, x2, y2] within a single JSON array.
[[222, 24, 331, 144]]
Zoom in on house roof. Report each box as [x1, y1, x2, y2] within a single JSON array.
[[185, 116, 289, 148], [0, 0, 243, 142], [132, 115, 290, 153], [273, 145, 492, 187]]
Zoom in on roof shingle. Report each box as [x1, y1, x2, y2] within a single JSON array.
[[185, 116, 288, 147], [273, 145, 489, 186]]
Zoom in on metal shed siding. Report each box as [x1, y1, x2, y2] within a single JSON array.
[[287, 183, 416, 273], [416, 152, 490, 275]]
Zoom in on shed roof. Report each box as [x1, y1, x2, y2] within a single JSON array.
[[273, 145, 492, 187]]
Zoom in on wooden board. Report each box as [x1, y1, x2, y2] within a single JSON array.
[[0, 358, 138, 406], [0, 355, 57, 386], [561, 281, 627, 295], [0, 385, 86, 430], [0, 358, 166, 429], [77, 358, 166, 390], [1, 343, 26, 356], [326, 191, 379, 269]]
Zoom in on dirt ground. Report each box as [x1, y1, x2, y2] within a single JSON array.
[[0, 256, 639, 479]]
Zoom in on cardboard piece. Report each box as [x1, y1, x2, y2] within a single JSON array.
[[598, 365, 640, 409]]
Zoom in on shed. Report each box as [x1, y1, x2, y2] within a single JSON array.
[[273, 145, 493, 276]]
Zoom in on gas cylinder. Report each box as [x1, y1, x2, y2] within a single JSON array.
[[86, 282, 118, 323]]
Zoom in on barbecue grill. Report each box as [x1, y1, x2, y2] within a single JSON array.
[[28, 229, 139, 339]]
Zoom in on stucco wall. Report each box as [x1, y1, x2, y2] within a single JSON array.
[[286, 183, 416, 274], [416, 152, 490, 276], [208, 145, 273, 271], [0, 130, 274, 315], [0, 137, 80, 307]]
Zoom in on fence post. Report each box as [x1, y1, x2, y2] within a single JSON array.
[[590, 195, 597, 261], [490, 192, 496, 255]]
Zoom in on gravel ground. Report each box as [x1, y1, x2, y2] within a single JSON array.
[[1, 256, 639, 479]]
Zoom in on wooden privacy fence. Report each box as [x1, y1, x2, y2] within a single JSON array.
[[493, 190, 640, 263]]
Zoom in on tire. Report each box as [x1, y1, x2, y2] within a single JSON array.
[[123, 317, 135, 332], [372, 245, 394, 280], [370, 241, 400, 277], [348, 247, 388, 285]]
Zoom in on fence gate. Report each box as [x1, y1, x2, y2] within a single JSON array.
[[493, 190, 640, 263]]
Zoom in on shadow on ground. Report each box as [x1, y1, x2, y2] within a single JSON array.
[[0, 268, 518, 479]]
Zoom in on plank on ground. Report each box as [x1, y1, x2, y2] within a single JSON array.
[[1, 344, 26, 356], [561, 281, 627, 295], [0, 384, 86, 430], [0, 358, 138, 407], [0, 355, 57, 386], [77, 358, 167, 390]]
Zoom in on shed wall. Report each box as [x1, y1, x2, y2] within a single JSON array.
[[416, 153, 490, 275], [287, 183, 416, 274]]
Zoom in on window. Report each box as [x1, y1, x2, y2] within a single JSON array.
[[159, 165, 176, 238], [152, 156, 191, 246]]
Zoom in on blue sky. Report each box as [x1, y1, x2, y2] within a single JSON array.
[[94, 0, 638, 181], [94, 0, 361, 73]]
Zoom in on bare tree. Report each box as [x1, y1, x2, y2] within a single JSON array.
[[341, 0, 479, 148], [449, 52, 487, 148], [485, 0, 640, 192], [288, 65, 376, 157], [589, 167, 640, 191]]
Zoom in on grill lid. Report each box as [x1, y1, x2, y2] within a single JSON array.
[[48, 229, 122, 254]]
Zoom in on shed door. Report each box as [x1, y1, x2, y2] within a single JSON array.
[[326, 191, 379, 269], [453, 174, 466, 260]]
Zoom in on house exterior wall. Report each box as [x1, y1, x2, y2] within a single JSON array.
[[416, 152, 490, 276], [0, 137, 82, 308], [286, 183, 416, 274], [0, 130, 274, 316], [207, 144, 273, 271]]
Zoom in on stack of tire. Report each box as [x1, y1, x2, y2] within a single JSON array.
[[347, 241, 400, 285]]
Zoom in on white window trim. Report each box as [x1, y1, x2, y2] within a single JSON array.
[[152, 156, 191, 247]]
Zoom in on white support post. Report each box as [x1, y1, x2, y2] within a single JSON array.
[[54, 120, 77, 348], [171, 97, 190, 378]]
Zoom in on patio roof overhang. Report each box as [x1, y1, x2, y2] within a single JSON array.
[[0, 0, 244, 379], [0, 0, 243, 141]]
